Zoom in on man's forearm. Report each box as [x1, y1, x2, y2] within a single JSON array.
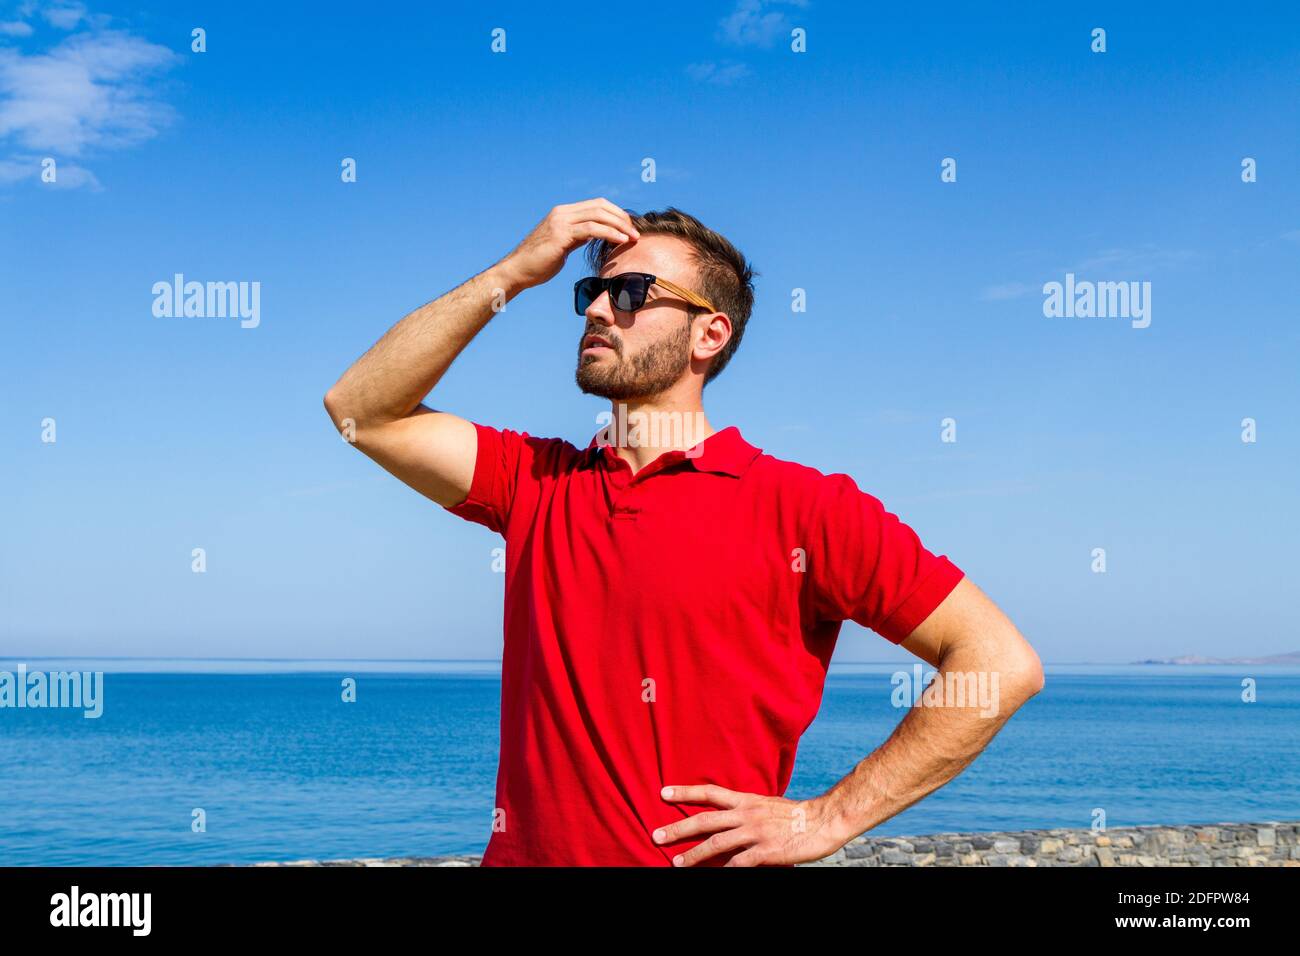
[[814, 649, 1042, 846], [324, 261, 523, 430]]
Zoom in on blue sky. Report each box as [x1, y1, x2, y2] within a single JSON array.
[[3, 1, 1298, 663]]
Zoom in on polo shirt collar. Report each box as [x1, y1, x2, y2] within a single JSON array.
[[583, 424, 760, 477]]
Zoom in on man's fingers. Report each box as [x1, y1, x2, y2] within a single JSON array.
[[674, 827, 753, 867], [652, 809, 744, 845], [592, 197, 639, 237], [573, 197, 640, 238], [722, 847, 769, 868], [576, 206, 638, 240], [571, 221, 631, 249], [660, 784, 745, 808], [571, 207, 639, 247]]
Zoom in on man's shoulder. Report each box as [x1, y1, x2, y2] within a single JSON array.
[[748, 445, 858, 486], [489, 424, 586, 464], [744, 446, 866, 512]]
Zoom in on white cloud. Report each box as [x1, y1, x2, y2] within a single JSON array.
[[0, 154, 99, 187], [1070, 246, 1198, 274], [717, 0, 808, 48], [686, 61, 751, 85], [979, 282, 1033, 301], [2, 1, 92, 35], [41, 2, 88, 30], [979, 247, 1198, 304], [0, 25, 176, 173], [0, 156, 32, 181]]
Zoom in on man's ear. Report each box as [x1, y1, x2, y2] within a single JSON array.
[[696, 311, 731, 359]]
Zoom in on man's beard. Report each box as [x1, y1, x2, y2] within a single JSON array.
[[575, 319, 692, 400]]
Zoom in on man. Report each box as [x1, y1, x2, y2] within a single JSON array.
[[323, 198, 1044, 867]]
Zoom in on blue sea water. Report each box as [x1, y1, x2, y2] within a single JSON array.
[[1, 660, 1297, 866]]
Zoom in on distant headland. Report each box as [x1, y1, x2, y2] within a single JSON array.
[[1132, 651, 1300, 665]]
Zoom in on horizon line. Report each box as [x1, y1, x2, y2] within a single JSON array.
[[0, 655, 1257, 667]]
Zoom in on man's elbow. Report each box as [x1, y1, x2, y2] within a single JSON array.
[[322, 386, 347, 430], [1008, 644, 1045, 701]]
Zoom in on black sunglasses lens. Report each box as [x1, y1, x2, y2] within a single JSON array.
[[612, 274, 648, 312], [575, 278, 601, 314]]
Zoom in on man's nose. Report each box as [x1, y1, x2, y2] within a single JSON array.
[[585, 290, 615, 323]]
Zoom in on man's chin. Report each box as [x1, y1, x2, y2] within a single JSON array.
[[576, 369, 640, 401], [575, 355, 686, 401], [575, 376, 621, 400]]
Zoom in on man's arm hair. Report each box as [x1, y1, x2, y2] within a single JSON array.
[[323, 199, 640, 508], [817, 577, 1045, 843], [322, 264, 521, 508]]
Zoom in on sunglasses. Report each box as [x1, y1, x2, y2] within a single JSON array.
[[574, 272, 715, 316]]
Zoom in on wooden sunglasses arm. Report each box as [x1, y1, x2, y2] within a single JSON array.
[[653, 277, 716, 313]]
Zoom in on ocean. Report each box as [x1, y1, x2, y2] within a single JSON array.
[[2, 660, 1297, 866]]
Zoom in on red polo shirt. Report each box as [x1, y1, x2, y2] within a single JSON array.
[[442, 421, 963, 866]]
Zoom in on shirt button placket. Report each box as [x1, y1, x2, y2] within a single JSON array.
[[612, 481, 640, 520], [606, 451, 639, 520]]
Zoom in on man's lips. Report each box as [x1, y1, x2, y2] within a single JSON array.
[[582, 334, 614, 352]]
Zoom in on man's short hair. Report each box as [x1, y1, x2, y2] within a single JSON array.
[[583, 207, 756, 386]]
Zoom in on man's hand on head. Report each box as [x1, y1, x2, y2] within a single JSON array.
[[497, 198, 640, 292]]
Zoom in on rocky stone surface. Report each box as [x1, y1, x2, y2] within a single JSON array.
[[246, 821, 1299, 867]]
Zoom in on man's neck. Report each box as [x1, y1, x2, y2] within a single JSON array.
[[600, 398, 715, 474]]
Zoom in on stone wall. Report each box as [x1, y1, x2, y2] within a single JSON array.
[[809, 821, 1298, 867], [250, 820, 1299, 867]]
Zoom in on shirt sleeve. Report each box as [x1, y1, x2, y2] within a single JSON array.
[[805, 472, 965, 643], [440, 421, 538, 536]]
